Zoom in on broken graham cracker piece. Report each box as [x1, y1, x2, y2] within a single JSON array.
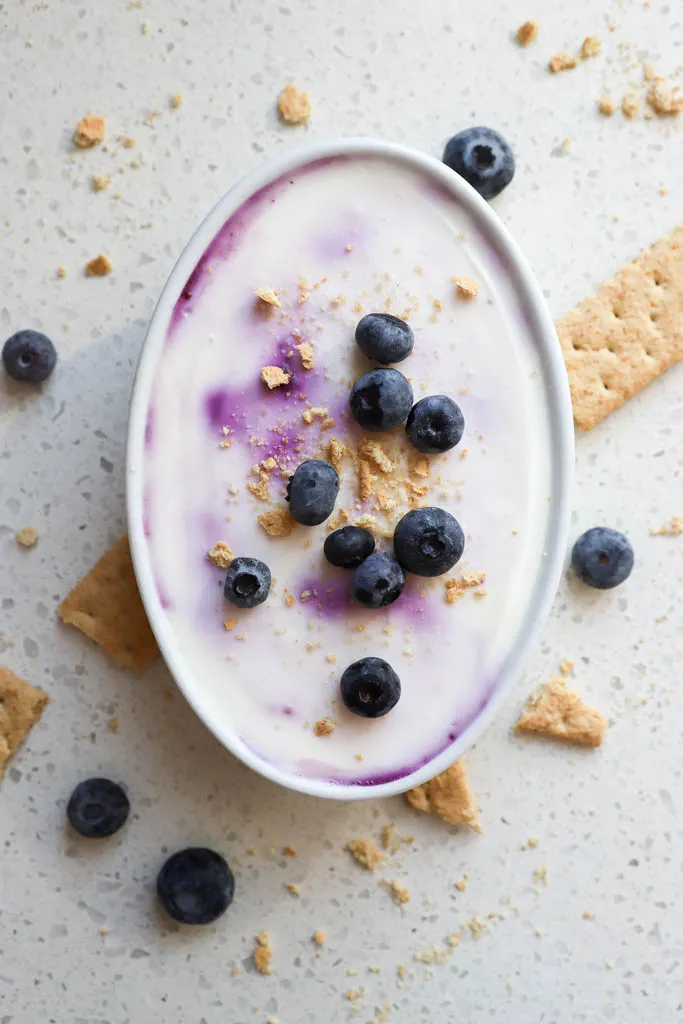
[[405, 757, 481, 832], [253, 931, 272, 975], [516, 20, 538, 46], [557, 225, 683, 429], [15, 526, 39, 548], [257, 508, 295, 538], [256, 286, 281, 308], [580, 35, 601, 59], [74, 114, 105, 148], [549, 52, 578, 73], [347, 838, 384, 870], [0, 667, 49, 781], [261, 365, 290, 389], [85, 254, 112, 277], [296, 341, 314, 370], [277, 84, 311, 125], [646, 78, 683, 116], [58, 536, 159, 674], [207, 541, 233, 568], [453, 276, 479, 300], [515, 678, 606, 747]]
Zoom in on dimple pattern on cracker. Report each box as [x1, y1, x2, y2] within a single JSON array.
[[557, 225, 683, 430]]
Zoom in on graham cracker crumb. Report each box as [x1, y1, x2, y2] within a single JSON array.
[[405, 757, 481, 831], [320, 416, 335, 431], [302, 406, 328, 425], [621, 93, 639, 119], [256, 286, 281, 308], [247, 472, 271, 502], [277, 83, 311, 125], [516, 20, 538, 46], [282, 845, 297, 857], [224, 619, 238, 631], [170, 92, 183, 109], [466, 917, 487, 940], [207, 541, 233, 569], [643, 62, 656, 82], [650, 517, 683, 536], [348, 838, 384, 871], [261, 365, 290, 389], [383, 880, 410, 905], [359, 460, 376, 500], [580, 35, 601, 59], [325, 653, 336, 664], [253, 931, 272, 975], [285, 883, 299, 895], [312, 930, 326, 945], [521, 836, 539, 850], [381, 824, 396, 850], [258, 508, 295, 538], [91, 174, 111, 192], [455, 875, 468, 891], [296, 341, 314, 370], [325, 437, 346, 473], [599, 96, 616, 116], [119, 135, 136, 149], [516, 678, 606, 747], [74, 114, 105, 148], [411, 456, 430, 478], [314, 716, 336, 737], [0, 666, 49, 780], [453, 276, 479, 300], [285, 594, 296, 608], [549, 52, 578, 73], [345, 988, 363, 1001], [444, 571, 486, 604], [85, 254, 112, 277], [56, 265, 67, 279], [15, 526, 39, 549], [646, 77, 683, 116], [107, 715, 119, 733], [358, 440, 394, 473], [533, 864, 548, 886], [559, 657, 574, 676]]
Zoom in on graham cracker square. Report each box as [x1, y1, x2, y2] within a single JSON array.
[[0, 666, 49, 780], [557, 225, 683, 429], [58, 536, 159, 674]]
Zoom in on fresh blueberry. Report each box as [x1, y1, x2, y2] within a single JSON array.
[[443, 127, 515, 201], [355, 313, 414, 365], [406, 395, 465, 454], [2, 330, 57, 383], [349, 368, 413, 432], [66, 778, 130, 838], [340, 657, 401, 718], [157, 847, 235, 925], [223, 556, 271, 608], [394, 507, 464, 577], [350, 551, 405, 608], [324, 525, 375, 569], [571, 527, 634, 590], [286, 459, 340, 526]]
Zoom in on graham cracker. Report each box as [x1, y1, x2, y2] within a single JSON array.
[[58, 536, 159, 673], [405, 757, 481, 832], [557, 225, 683, 429], [0, 666, 49, 780], [515, 678, 606, 747]]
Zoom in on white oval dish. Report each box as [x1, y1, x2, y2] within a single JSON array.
[[127, 138, 574, 800]]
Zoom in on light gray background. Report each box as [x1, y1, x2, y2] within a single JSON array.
[[1, 1, 682, 1021]]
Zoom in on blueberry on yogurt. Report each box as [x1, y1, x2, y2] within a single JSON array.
[[340, 657, 401, 718], [2, 329, 57, 383], [350, 551, 405, 608], [157, 847, 235, 925], [394, 507, 464, 577], [349, 368, 413, 432], [571, 527, 634, 590], [224, 557, 271, 608], [406, 395, 465, 454], [324, 525, 375, 569], [355, 313, 414, 364], [443, 127, 515, 201], [286, 459, 340, 526], [67, 778, 130, 838]]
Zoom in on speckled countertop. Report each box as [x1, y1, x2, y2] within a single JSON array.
[[1, 1, 682, 1021]]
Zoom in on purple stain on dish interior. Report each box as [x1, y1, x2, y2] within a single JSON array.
[[144, 407, 155, 449], [295, 572, 434, 626]]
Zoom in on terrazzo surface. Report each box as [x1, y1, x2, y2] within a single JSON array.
[[1, 0, 682, 1021]]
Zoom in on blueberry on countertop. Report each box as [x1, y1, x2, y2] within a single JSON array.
[[406, 395, 465, 454], [350, 551, 405, 608], [340, 657, 401, 718], [571, 527, 634, 590], [67, 778, 130, 838], [324, 525, 375, 568], [443, 127, 515, 201], [157, 847, 235, 925], [286, 459, 340, 526], [349, 368, 413, 432], [394, 507, 464, 577], [2, 330, 57, 383], [355, 313, 414, 364], [223, 557, 271, 608]]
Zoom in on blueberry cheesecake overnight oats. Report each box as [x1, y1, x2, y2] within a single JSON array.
[[140, 152, 553, 785]]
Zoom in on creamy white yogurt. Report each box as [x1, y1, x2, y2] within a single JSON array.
[[141, 154, 552, 784]]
